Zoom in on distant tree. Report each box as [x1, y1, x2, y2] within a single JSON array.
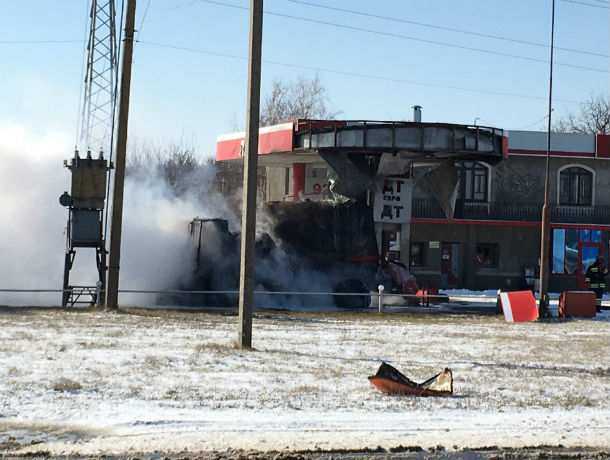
[[125, 141, 264, 204], [260, 76, 338, 126], [555, 94, 610, 134], [162, 145, 200, 192], [126, 141, 209, 196]]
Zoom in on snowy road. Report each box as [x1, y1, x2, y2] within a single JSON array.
[[1, 309, 609, 456]]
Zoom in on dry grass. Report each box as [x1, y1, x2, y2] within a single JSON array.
[[193, 341, 238, 354], [51, 378, 82, 392], [77, 340, 119, 350], [7, 367, 19, 377], [12, 331, 35, 341], [287, 384, 320, 396], [143, 355, 170, 369]]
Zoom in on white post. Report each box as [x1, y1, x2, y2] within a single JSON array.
[[378, 285, 385, 313], [95, 281, 103, 307]]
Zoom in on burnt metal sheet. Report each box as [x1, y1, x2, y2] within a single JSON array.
[[319, 151, 377, 199], [368, 362, 453, 396], [415, 161, 460, 219]]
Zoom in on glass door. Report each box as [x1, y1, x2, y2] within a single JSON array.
[[577, 242, 603, 288]]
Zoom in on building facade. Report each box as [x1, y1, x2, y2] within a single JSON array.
[[409, 131, 610, 291]]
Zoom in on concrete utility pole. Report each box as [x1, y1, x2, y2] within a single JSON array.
[[538, 0, 556, 318], [238, 0, 264, 349], [106, 0, 137, 310]]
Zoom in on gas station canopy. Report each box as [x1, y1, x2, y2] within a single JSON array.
[[216, 119, 507, 167]]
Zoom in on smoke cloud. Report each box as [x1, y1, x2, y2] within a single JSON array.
[[0, 122, 230, 306], [0, 122, 68, 305], [119, 162, 237, 305], [0, 123, 371, 310]]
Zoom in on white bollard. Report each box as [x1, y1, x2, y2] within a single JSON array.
[[378, 285, 385, 313]]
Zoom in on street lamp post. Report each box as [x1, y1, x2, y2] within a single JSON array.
[[538, 0, 556, 318]]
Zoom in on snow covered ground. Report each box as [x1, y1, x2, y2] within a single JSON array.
[[1, 308, 609, 456], [441, 289, 610, 307]]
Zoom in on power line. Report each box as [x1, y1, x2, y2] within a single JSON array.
[[284, 0, 609, 59], [517, 112, 554, 130], [0, 39, 82, 44], [196, 0, 608, 74], [138, 40, 580, 104], [104, 0, 126, 244], [74, 0, 92, 149], [136, 0, 152, 42], [561, 0, 609, 8]]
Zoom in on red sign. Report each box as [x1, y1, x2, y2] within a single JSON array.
[[216, 122, 294, 161]]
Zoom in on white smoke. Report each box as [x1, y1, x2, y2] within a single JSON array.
[[118, 163, 237, 305], [0, 122, 231, 306], [0, 122, 69, 305]]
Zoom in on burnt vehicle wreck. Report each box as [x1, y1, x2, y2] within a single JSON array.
[[179, 201, 383, 309]]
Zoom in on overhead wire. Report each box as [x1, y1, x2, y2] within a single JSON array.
[[284, 0, 609, 59], [138, 40, 580, 104], [74, 0, 92, 149], [135, 0, 152, 42], [103, 0, 126, 243], [0, 39, 82, 44], [561, 0, 610, 8], [516, 112, 554, 130], [195, 0, 608, 74]]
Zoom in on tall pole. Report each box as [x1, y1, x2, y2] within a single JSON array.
[[106, 0, 137, 310], [238, 0, 264, 349], [538, 0, 556, 318]]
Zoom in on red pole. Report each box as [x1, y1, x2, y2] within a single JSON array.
[[292, 163, 306, 201]]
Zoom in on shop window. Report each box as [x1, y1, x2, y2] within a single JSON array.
[[475, 243, 498, 268], [559, 166, 593, 206], [410, 242, 425, 267], [565, 229, 579, 274], [456, 161, 489, 203], [552, 228, 606, 274], [310, 167, 327, 179], [552, 229, 567, 274], [592, 230, 602, 242]]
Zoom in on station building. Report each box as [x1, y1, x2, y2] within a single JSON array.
[[216, 116, 610, 292]]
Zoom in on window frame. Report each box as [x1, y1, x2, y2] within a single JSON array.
[[456, 161, 491, 204], [557, 165, 595, 207], [474, 243, 499, 269], [409, 242, 426, 267]]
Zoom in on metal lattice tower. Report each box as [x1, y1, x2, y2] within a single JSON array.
[[79, 0, 118, 154], [59, 0, 118, 308]]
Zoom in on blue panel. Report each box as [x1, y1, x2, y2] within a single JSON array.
[[565, 229, 579, 274], [592, 230, 602, 242], [580, 229, 591, 242], [553, 229, 566, 274]]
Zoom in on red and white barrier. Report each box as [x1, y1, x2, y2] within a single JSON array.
[[499, 291, 539, 323]]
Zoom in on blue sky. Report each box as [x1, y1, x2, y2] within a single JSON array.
[[1, 0, 608, 157]]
